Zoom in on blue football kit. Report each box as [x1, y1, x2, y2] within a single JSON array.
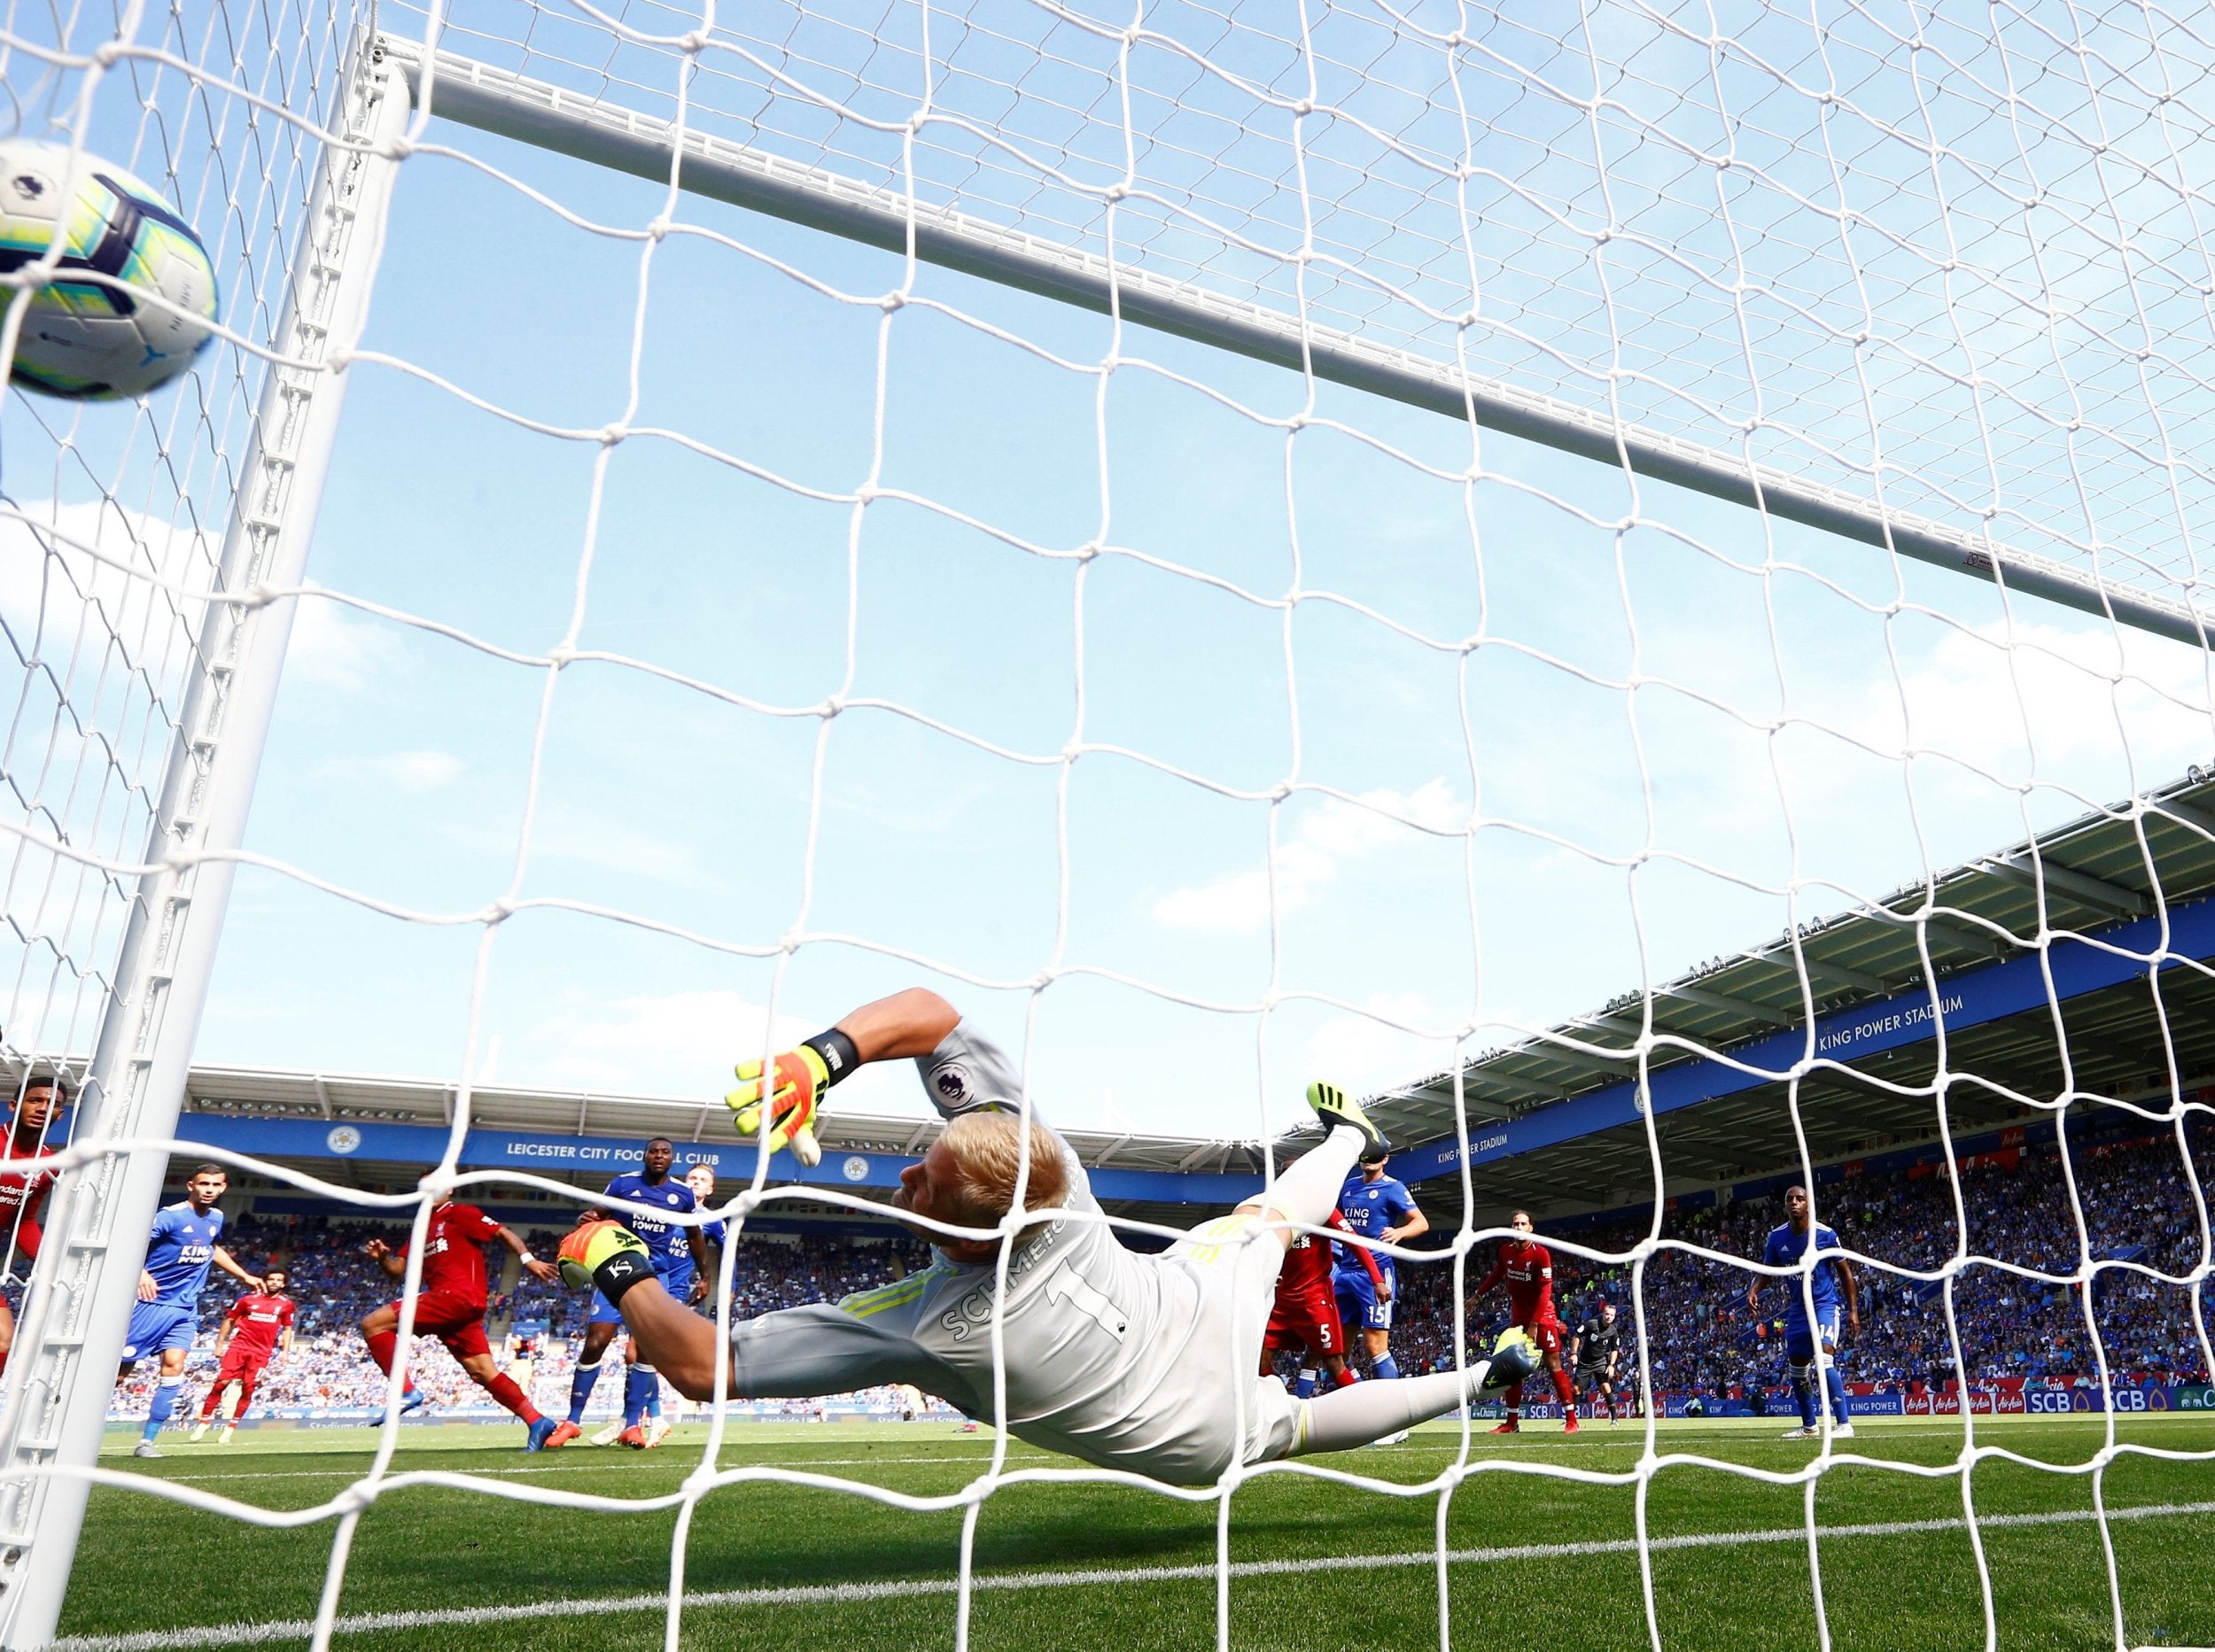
[[1764, 1217, 1852, 1428], [121, 1202, 225, 1361], [588, 1172, 698, 1324], [1333, 1173, 1418, 1334]]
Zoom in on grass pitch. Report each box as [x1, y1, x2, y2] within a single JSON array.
[[58, 1415, 2215, 1650]]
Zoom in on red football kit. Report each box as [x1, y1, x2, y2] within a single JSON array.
[[200, 1291, 294, 1418], [1265, 1209, 1380, 1361], [1478, 1238, 1562, 1352], [362, 1201, 548, 1432], [1478, 1236, 1578, 1421], [0, 1136, 60, 1263], [392, 1200, 505, 1359]]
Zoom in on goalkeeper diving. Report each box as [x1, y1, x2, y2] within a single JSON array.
[[560, 988, 1537, 1485]]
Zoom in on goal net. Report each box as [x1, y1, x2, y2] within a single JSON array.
[[2, 0, 2213, 1645]]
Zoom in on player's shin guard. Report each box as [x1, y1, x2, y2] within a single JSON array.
[[624, 1364, 656, 1427], [143, 1377, 183, 1441], [482, 1371, 541, 1423], [568, 1359, 602, 1425], [1789, 1361, 1816, 1428], [1372, 1353, 1401, 1381]]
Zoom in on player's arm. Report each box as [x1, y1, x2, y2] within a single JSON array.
[[1567, 1329, 1582, 1366], [212, 1245, 262, 1291], [363, 1237, 408, 1280], [727, 989, 961, 1165], [685, 1221, 710, 1302], [1835, 1249, 1860, 1340], [492, 1223, 559, 1284], [1379, 1191, 1427, 1246], [214, 1312, 236, 1355], [1331, 1210, 1389, 1299]]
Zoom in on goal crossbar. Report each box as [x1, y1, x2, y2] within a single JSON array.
[[380, 34, 2213, 653]]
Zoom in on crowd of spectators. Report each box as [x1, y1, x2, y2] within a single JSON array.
[[1383, 1129, 2215, 1398], [111, 1129, 2215, 1419]]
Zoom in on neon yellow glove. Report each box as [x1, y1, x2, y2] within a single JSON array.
[[557, 1219, 652, 1294], [727, 1045, 828, 1167]]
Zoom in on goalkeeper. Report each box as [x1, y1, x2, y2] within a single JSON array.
[[561, 988, 1535, 1485]]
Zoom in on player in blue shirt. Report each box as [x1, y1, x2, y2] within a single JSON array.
[[565, 1137, 707, 1447], [1333, 1148, 1427, 1383], [1747, 1185, 1861, 1439], [117, 1165, 263, 1459]]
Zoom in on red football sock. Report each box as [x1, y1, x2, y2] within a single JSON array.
[[1553, 1369, 1575, 1410], [364, 1330, 415, 1395], [482, 1371, 540, 1423], [198, 1384, 225, 1420], [1333, 1366, 1360, 1389], [1504, 1380, 1523, 1415], [234, 1372, 258, 1414]]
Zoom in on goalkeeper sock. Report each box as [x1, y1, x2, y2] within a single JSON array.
[[1373, 1353, 1401, 1381], [144, 1377, 183, 1441], [1551, 1368, 1574, 1409], [1292, 1363, 1502, 1456], [1294, 1369, 1317, 1399], [624, 1365, 655, 1428], [569, 1359, 602, 1424], [482, 1371, 540, 1423]]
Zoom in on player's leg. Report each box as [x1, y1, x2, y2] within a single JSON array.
[[570, 1312, 619, 1430], [448, 1323, 564, 1450], [1783, 1322, 1819, 1436], [361, 1301, 430, 1423], [0, 1292, 17, 1379], [618, 1332, 657, 1448], [1544, 1338, 1578, 1431], [1816, 1312, 1853, 1436], [1318, 1352, 1356, 1390], [1233, 1084, 1382, 1247], [1283, 1334, 1541, 1457], [222, 1366, 260, 1443], [1492, 1320, 1536, 1432], [142, 1343, 190, 1452]]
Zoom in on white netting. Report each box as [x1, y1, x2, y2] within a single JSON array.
[[1, 0, 2213, 1648]]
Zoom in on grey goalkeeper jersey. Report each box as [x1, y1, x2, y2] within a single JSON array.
[[726, 1021, 1262, 1484]]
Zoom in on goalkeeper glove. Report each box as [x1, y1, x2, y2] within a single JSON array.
[[726, 1028, 859, 1168], [557, 1220, 655, 1303]]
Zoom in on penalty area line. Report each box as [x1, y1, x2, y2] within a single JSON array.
[[55, 1499, 2215, 1651]]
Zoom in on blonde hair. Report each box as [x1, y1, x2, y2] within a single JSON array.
[[939, 1111, 1069, 1241]]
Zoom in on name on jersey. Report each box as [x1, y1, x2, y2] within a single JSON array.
[[938, 1218, 1064, 1341]]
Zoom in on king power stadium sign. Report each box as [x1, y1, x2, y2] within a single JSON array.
[[1397, 892, 2215, 1185]]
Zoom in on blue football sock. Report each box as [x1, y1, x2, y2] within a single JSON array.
[[144, 1377, 182, 1441], [1294, 1369, 1317, 1400], [1791, 1375, 1816, 1427], [1823, 1367, 1850, 1424], [1372, 1353, 1401, 1382], [624, 1365, 655, 1428], [568, 1360, 602, 1426], [646, 1384, 663, 1420]]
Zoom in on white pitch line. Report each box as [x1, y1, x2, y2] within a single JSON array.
[[54, 1500, 2215, 1651]]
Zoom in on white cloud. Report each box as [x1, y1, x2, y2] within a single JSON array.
[[1302, 992, 1458, 1101], [315, 749, 463, 794], [527, 813, 708, 886], [283, 596, 411, 693], [509, 988, 918, 1113], [1153, 779, 1463, 932], [1845, 618, 2214, 781], [0, 498, 215, 661]]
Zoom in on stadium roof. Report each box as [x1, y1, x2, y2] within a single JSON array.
[[1355, 765, 2215, 1225]]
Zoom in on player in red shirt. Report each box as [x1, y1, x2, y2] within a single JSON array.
[[1263, 1206, 1383, 1394], [358, 1200, 570, 1450], [0, 1074, 66, 1380], [1473, 1210, 1580, 1434], [190, 1268, 296, 1443]]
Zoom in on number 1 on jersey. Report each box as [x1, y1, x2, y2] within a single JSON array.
[[1045, 1264, 1128, 1342]]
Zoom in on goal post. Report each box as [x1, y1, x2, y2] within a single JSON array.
[[0, 43, 410, 1650], [384, 35, 2214, 654]]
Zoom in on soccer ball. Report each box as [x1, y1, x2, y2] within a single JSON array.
[[0, 139, 219, 399]]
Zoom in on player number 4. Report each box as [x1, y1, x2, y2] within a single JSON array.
[[1045, 1264, 1128, 1342]]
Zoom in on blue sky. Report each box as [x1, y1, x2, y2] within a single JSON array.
[[6, 0, 2214, 1147]]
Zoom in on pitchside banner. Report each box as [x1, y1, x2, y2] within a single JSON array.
[[172, 1112, 1263, 1206], [1397, 893, 2215, 1185], [1663, 1386, 2210, 1418]]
